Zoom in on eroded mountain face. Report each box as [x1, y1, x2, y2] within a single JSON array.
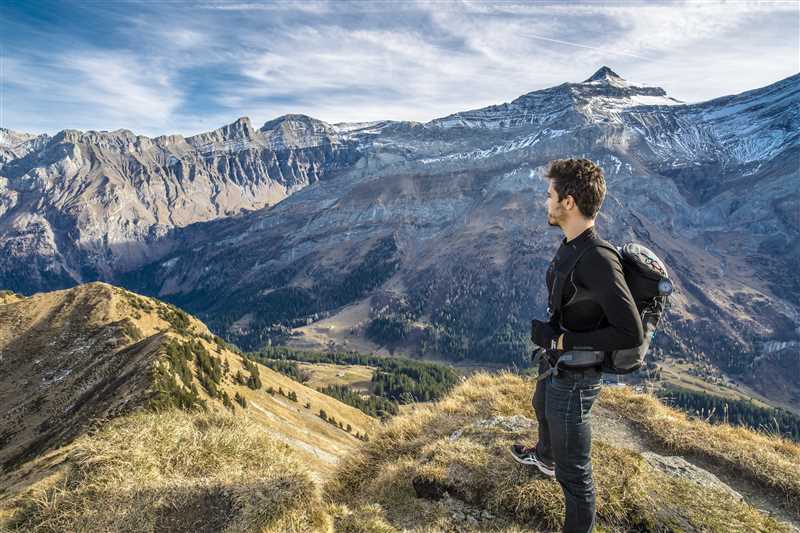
[[0, 115, 363, 292], [2, 67, 799, 405]]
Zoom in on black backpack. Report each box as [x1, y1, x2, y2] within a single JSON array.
[[535, 237, 673, 379]]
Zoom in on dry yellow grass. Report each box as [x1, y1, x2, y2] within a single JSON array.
[[4, 409, 331, 532], [0, 282, 378, 486], [0, 290, 24, 305], [326, 371, 793, 532], [3, 361, 796, 531], [4, 284, 798, 531], [214, 354, 378, 479], [598, 385, 800, 512]]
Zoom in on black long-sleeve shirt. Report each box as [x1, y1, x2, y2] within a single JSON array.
[[546, 226, 644, 351]]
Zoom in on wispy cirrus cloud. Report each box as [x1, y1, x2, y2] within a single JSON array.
[[65, 53, 183, 123], [3, 50, 184, 135], [1, 0, 797, 137]]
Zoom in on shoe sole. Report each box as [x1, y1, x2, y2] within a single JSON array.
[[509, 449, 555, 477]]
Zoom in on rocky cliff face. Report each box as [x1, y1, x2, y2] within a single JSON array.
[[0, 129, 51, 166], [0, 115, 365, 292], [2, 67, 799, 407]]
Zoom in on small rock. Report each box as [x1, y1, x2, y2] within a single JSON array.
[[472, 415, 536, 432], [450, 415, 536, 442]]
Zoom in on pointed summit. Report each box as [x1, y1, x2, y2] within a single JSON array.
[[583, 66, 625, 84], [219, 116, 254, 140]]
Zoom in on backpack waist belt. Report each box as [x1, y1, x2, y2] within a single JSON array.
[[535, 349, 604, 381]]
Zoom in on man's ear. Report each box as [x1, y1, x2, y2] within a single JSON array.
[[563, 194, 575, 211]]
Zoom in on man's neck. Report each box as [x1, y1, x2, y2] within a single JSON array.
[[563, 220, 595, 243]]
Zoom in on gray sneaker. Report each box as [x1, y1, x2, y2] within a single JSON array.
[[510, 443, 555, 477]]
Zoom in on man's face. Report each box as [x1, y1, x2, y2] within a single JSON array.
[[545, 181, 566, 227]]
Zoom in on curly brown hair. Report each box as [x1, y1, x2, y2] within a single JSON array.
[[545, 158, 606, 219]]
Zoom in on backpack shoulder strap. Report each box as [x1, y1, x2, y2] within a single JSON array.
[[549, 237, 619, 321]]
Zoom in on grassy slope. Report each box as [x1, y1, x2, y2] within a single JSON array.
[[296, 362, 376, 395], [4, 284, 799, 531], [326, 371, 800, 532], [5, 409, 331, 532], [4, 367, 799, 532], [0, 283, 378, 508]]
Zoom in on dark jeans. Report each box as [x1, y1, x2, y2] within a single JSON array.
[[533, 356, 602, 533]]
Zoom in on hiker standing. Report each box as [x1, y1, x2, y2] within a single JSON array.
[[511, 158, 644, 533]]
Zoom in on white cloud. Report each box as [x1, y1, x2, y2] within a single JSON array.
[[200, 1, 331, 13], [3, 0, 797, 136], [4, 51, 183, 135], [193, 0, 800, 127], [64, 52, 182, 127], [414, 1, 798, 102], [161, 29, 206, 49]]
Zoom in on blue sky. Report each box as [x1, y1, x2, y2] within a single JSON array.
[[1, 0, 798, 137]]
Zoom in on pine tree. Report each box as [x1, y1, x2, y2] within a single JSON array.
[[234, 391, 247, 408]]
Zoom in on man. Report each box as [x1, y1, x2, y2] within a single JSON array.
[[510, 158, 644, 533]]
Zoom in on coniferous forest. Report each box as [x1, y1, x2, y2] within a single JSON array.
[[250, 345, 459, 418], [658, 386, 800, 443]]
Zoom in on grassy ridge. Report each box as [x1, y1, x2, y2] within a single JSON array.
[[601, 385, 800, 514], [326, 371, 795, 532], [6, 410, 330, 532], [5, 371, 798, 532]]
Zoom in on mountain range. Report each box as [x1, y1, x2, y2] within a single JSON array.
[[1, 66, 798, 408]]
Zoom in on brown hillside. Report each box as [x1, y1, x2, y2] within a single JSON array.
[[0, 283, 377, 499]]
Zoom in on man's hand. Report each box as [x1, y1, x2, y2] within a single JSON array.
[[531, 319, 564, 350]]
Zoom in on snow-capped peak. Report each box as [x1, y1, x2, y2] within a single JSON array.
[[583, 66, 626, 85]]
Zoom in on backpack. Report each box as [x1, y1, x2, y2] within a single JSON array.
[[534, 236, 673, 380]]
